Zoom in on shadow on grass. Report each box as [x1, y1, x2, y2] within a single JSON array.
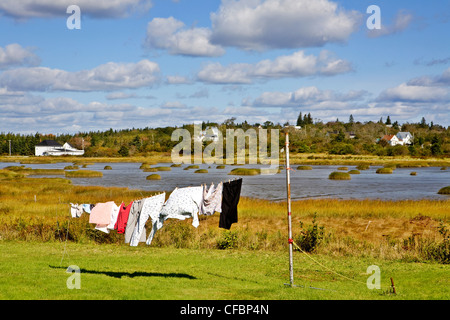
[[49, 265, 196, 280]]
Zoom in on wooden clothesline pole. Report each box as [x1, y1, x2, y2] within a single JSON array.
[[285, 131, 294, 287]]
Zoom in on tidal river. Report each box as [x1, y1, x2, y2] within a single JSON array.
[[1, 162, 449, 201]]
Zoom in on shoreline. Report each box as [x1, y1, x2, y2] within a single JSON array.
[[0, 153, 449, 167]]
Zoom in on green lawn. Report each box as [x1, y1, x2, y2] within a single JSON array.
[[1, 241, 449, 300]]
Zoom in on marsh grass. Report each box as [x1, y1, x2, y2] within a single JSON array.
[[438, 186, 450, 195], [376, 168, 394, 174], [297, 166, 312, 170], [0, 172, 449, 263], [194, 169, 208, 173], [329, 172, 351, 180], [104, 165, 112, 170], [229, 168, 261, 175], [4, 166, 65, 176], [146, 174, 161, 180], [348, 170, 360, 174], [64, 165, 79, 170], [154, 166, 171, 171], [65, 170, 103, 178], [184, 165, 199, 170]]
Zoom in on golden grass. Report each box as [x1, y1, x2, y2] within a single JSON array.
[[2, 153, 449, 167], [0, 170, 448, 260], [376, 168, 393, 174], [297, 165, 312, 170], [329, 171, 351, 180], [146, 174, 161, 180], [229, 168, 261, 175], [65, 170, 103, 178], [154, 166, 171, 171], [438, 186, 450, 195]]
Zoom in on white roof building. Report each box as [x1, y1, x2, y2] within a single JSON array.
[[35, 140, 84, 156], [396, 132, 413, 145], [194, 126, 220, 142]]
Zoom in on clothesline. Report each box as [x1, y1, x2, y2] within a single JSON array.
[[70, 178, 242, 246]]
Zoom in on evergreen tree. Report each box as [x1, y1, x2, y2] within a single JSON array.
[[296, 112, 303, 126], [349, 114, 354, 124], [386, 116, 391, 125], [431, 135, 442, 155], [420, 117, 427, 128]]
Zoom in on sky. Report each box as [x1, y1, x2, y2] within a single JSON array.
[[0, 0, 449, 134]]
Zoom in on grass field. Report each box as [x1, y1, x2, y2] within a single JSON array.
[[1, 241, 449, 300], [0, 157, 449, 300]]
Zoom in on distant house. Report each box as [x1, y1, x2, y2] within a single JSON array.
[[284, 125, 302, 130], [380, 132, 413, 146], [381, 135, 400, 146], [193, 126, 220, 142], [396, 132, 413, 145], [35, 140, 84, 156], [347, 132, 356, 139]]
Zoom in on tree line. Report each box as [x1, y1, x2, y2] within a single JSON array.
[[1, 113, 449, 157]]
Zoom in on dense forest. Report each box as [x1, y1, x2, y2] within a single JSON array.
[[1, 113, 449, 158]]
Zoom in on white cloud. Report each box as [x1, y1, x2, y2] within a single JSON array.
[[378, 67, 450, 103], [145, 17, 225, 57], [0, 0, 152, 19], [197, 50, 353, 84], [161, 101, 187, 109], [251, 86, 367, 108], [197, 62, 253, 84], [210, 0, 362, 50], [367, 10, 414, 38], [0, 59, 160, 92], [0, 43, 40, 69], [166, 75, 193, 84], [106, 92, 137, 100], [377, 83, 449, 103]]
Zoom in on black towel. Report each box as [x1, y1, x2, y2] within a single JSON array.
[[219, 178, 242, 229]]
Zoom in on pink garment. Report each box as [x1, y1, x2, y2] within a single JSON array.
[[89, 201, 116, 225]]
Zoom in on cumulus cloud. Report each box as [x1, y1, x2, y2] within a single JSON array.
[[209, 0, 362, 50], [0, 0, 152, 19], [407, 67, 450, 87], [145, 17, 225, 57], [377, 67, 450, 104], [0, 43, 40, 69], [197, 50, 353, 84], [0, 59, 160, 92], [377, 83, 449, 103], [166, 75, 193, 84], [250, 86, 368, 109], [367, 10, 414, 38]]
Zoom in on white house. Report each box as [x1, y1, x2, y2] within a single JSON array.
[[35, 140, 84, 156], [396, 132, 413, 145], [381, 132, 413, 146], [381, 135, 400, 146], [194, 126, 220, 142]]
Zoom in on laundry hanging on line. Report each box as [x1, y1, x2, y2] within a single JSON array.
[[69, 178, 242, 246]]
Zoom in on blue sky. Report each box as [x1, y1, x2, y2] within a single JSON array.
[[0, 0, 449, 134]]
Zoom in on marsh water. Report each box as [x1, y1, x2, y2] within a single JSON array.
[[1, 161, 449, 201]]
